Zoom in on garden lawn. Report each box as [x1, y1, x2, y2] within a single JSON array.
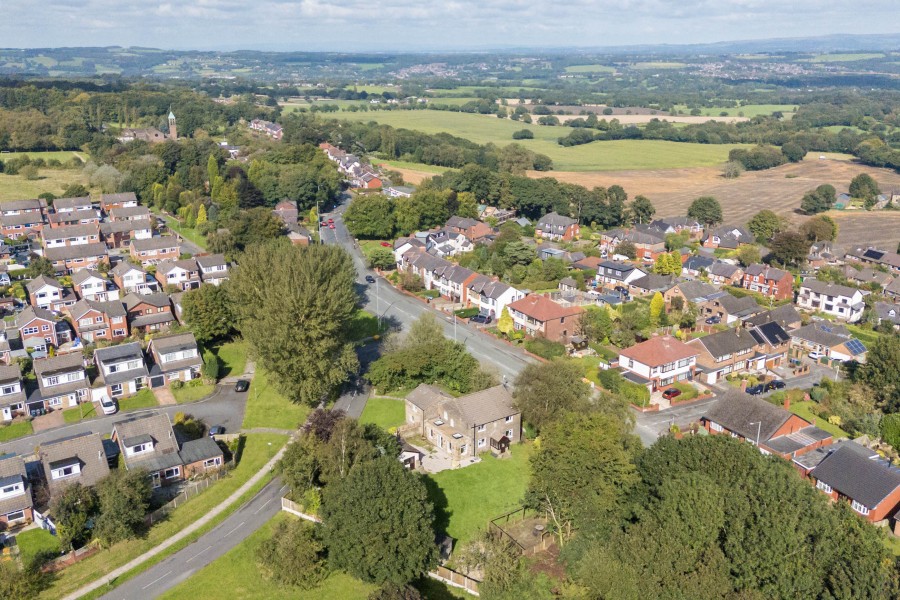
[[568, 355, 602, 385], [39, 434, 287, 600], [0, 420, 33, 442], [173, 383, 216, 404], [15, 527, 60, 567], [159, 512, 377, 600], [426, 444, 531, 547], [160, 213, 208, 250], [63, 402, 97, 423], [118, 388, 158, 412], [241, 368, 309, 430], [846, 325, 882, 348], [214, 339, 248, 378], [359, 397, 405, 430], [347, 309, 384, 341], [789, 401, 849, 439]]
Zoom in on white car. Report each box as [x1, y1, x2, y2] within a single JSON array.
[[99, 396, 118, 415], [808, 351, 825, 361]]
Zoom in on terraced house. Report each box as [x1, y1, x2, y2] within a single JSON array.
[[741, 264, 793, 301]]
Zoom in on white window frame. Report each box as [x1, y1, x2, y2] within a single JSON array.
[[163, 466, 181, 479], [851, 500, 870, 516], [710, 421, 723, 432], [477, 438, 486, 448], [816, 480, 832, 494]]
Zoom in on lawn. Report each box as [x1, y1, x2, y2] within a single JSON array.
[[803, 53, 884, 63], [673, 104, 797, 118], [118, 388, 158, 412], [15, 527, 60, 567], [568, 355, 602, 385], [159, 512, 377, 600], [39, 434, 288, 600], [173, 382, 216, 404], [426, 444, 531, 547], [214, 339, 248, 378], [347, 309, 386, 341], [159, 214, 208, 250], [63, 402, 98, 424], [241, 368, 309, 430], [846, 325, 883, 348], [790, 401, 849, 439], [328, 110, 751, 171], [359, 397, 405, 430], [0, 150, 84, 162], [0, 419, 33, 442], [0, 167, 90, 201], [374, 159, 452, 174]]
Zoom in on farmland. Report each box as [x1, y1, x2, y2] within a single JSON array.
[[0, 167, 90, 201], [327, 110, 750, 171]]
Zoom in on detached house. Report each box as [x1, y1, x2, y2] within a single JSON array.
[[618, 335, 699, 391], [72, 269, 120, 302], [26, 275, 76, 311], [600, 227, 666, 262], [702, 225, 753, 249], [93, 342, 149, 399], [507, 295, 583, 344], [797, 279, 868, 323], [38, 432, 110, 503], [702, 390, 832, 459], [809, 444, 900, 523], [405, 383, 521, 461], [67, 299, 128, 342], [196, 254, 229, 286], [147, 332, 202, 387], [445, 216, 494, 242], [0, 365, 27, 421], [33, 353, 89, 412], [0, 454, 33, 527], [741, 264, 793, 301], [536, 212, 579, 242], [155, 259, 201, 291], [123, 292, 175, 332], [790, 322, 868, 363], [130, 237, 180, 266], [17, 306, 71, 351], [111, 262, 159, 295], [707, 262, 745, 286], [595, 260, 647, 288]]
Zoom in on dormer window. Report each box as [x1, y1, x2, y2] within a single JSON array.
[[128, 442, 151, 455], [50, 459, 82, 480]]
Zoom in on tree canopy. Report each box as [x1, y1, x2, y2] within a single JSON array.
[[181, 283, 235, 344], [687, 196, 723, 226], [343, 194, 396, 239], [513, 359, 591, 432]]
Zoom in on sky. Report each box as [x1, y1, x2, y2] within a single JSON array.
[[2, 0, 898, 52]]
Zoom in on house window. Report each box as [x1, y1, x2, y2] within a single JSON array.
[[164, 467, 181, 479], [5, 510, 24, 522], [203, 457, 221, 468], [460, 445, 467, 454], [128, 443, 151, 455], [477, 424, 486, 432], [505, 415, 514, 423], [505, 429, 514, 438], [111, 383, 123, 396], [816, 480, 832, 494], [628, 359, 634, 368], [52, 464, 79, 479], [478, 438, 486, 448], [710, 422, 723, 432], [851, 500, 870, 516], [95, 316, 104, 323], [677, 359, 692, 368], [1, 385, 16, 395], [41, 324, 50, 332], [114, 329, 126, 336], [22, 327, 38, 335], [48, 397, 62, 407], [1, 484, 19, 495]]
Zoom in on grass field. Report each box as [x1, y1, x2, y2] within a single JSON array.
[[214, 339, 248, 378], [40, 434, 287, 600], [0, 419, 33, 442], [330, 108, 749, 171], [359, 397, 405, 430], [0, 150, 85, 162], [426, 444, 531, 547], [241, 368, 309, 430], [15, 528, 60, 567], [803, 53, 885, 63], [633, 61, 687, 69], [564, 64, 615, 73], [375, 159, 452, 174], [673, 104, 797, 118], [0, 167, 89, 201], [159, 512, 377, 600], [63, 402, 98, 424]]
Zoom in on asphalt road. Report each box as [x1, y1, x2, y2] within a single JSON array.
[[633, 396, 719, 446], [98, 478, 288, 600], [0, 383, 248, 457]]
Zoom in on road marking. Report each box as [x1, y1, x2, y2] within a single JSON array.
[[255, 497, 274, 514], [186, 545, 213, 563], [142, 570, 172, 590], [224, 521, 245, 537]]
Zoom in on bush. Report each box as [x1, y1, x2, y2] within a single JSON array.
[[202, 349, 219, 382], [524, 338, 566, 360], [512, 129, 534, 140], [454, 307, 479, 319], [881, 414, 900, 449], [171, 380, 185, 390]]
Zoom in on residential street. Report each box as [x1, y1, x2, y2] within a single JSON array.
[[96, 480, 287, 600], [633, 396, 719, 446]]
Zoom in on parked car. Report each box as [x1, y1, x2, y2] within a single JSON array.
[[208, 425, 226, 437], [470, 314, 493, 324], [808, 351, 825, 361], [234, 379, 250, 393], [379, 241, 392, 247], [662, 388, 682, 400], [365, 275, 376, 283], [328, 223, 335, 229], [765, 380, 786, 392], [705, 316, 722, 325], [99, 396, 117, 415], [327, 218, 334, 225], [746, 384, 765, 396]]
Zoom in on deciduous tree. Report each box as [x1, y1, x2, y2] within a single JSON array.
[[52, 483, 98, 551], [181, 284, 235, 344], [344, 194, 396, 239], [800, 184, 837, 214], [769, 230, 810, 266], [93, 469, 152, 546], [801, 214, 838, 242], [687, 196, 723, 226], [629, 195, 655, 224], [513, 359, 591, 431], [747, 209, 782, 242], [849, 173, 880, 208], [256, 517, 327, 589]]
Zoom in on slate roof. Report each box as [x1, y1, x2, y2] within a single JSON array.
[[94, 342, 148, 385], [629, 274, 675, 292], [691, 328, 758, 359], [131, 237, 180, 252], [708, 261, 742, 278], [448, 385, 518, 429], [538, 212, 576, 229], [675, 280, 723, 302], [113, 413, 181, 471], [703, 389, 796, 441], [682, 255, 715, 273], [26, 274, 63, 293], [790, 323, 852, 348], [507, 295, 583, 322], [744, 304, 802, 330], [468, 277, 514, 300], [875, 302, 900, 325], [52, 196, 93, 212], [801, 279, 866, 299], [793, 439, 876, 471], [0, 454, 32, 516], [714, 294, 762, 318], [39, 432, 110, 497], [812, 445, 900, 510], [178, 437, 224, 465], [744, 264, 789, 281], [45, 242, 108, 262], [33, 353, 87, 397]]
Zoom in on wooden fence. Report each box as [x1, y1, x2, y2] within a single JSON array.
[[429, 565, 480, 596], [42, 545, 100, 573], [280, 497, 322, 523]]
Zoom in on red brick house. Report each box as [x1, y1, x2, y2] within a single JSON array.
[[123, 292, 175, 333], [701, 390, 832, 459], [44, 243, 109, 275], [130, 237, 180, 266], [445, 216, 495, 242], [100, 218, 154, 249], [16, 306, 72, 351], [66, 299, 129, 343], [536, 212, 579, 242], [48, 208, 100, 229], [0, 454, 33, 527], [741, 264, 793, 301], [0, 212, 43, 239], [506, 295, 583, 344], [808, 443, 900, 523]]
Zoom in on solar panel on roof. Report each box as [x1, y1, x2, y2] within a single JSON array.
[[820, 324, 834, 333], [864, 249, 885, 260], [845, 339, 867, 356]]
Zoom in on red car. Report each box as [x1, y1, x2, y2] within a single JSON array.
[[329, 223, 335, 229], [662, 388, 682, 400], [327, 218, 334, 225], [380, 241, 392, 247]]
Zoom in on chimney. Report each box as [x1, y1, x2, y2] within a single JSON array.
[[783, 395, 790, 411]]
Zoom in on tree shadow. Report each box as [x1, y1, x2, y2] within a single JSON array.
[[422, 475, 451, 537]]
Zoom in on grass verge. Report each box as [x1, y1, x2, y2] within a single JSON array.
[[359, 397, 405, 430], [0, 419, 33, 442], [241, 369, 309, 430], [214, 340, 248, 378], [173, 383, 216, 404]]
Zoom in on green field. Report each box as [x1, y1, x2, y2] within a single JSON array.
[[0, 150, 84, 162], [564, 64, 615, 74], [375, 159, 452, 174], [633, 62, 687, 69], [803, 53, 885, 63], [329, 110, 750, 170], [673, 104, 797, 118], [359, 397, 406, 430], [241, 368, 309, 430], [0, 167, 89, 202], [214, 339, 248, 378]]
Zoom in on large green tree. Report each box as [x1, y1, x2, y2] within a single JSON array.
[[256, 517, 327, 589], [687, 196, 723, 226], [629, 195, 655, 224], [229, 241, 359, 405], [322, 456, 438, 584], [181, 284, 235, 344], [52, 482, 98, 551], [747, 209, 783, 242], [513, 359, 591, 432], [769, 230, 810, 266], [801, 215, 838, 242], [849, 173, 880, 208], [800, 184, 837, 215], [93, 469, 152, 546], [343, 194, 396, 239], [854, 335, 900, 412]]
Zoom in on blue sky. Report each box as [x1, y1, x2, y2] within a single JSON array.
[[2, 0, 897, 51]]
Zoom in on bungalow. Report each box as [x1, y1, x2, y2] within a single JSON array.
[[702, 390, 832, 459], [130, 237, 180, 266], [507, 294, 583, 344], [100, 218, 154, 249], [123, 292, 175, 332], [44, 242, 109, 274], [48, 208, 101, 229], [536, 212, 579, 242], [111, 261, 159, 295], [52, 196, 93, 214], [664, 280, 725, 310], [628, 274, 675, 297], [41, 223, 101, 249], [595, 260, 647, 289], [33, 353, 89, 412], [707, 262, 745, 286], [94, 342, 149, 399], [108, 205, 151, 222], [100, 192, 138, 212], [0, 454, 33, 527], [797, 279, 868, 323], [38, 432, 110, 503], [702, 225, 753, 249], [67, 299, 129, 342], [0, 212, 44, 239], [790, 322, 868, 363], [0, 365, 27, 421], [26, 274, 77, 311], [741, 264, 793, 301], [466, 276, 525, 319], [72, 269, 120, 302], [809, 444, 900, 523], [17, 306, 72, 351], [405, 383, 521, 460], [874, 301, 900, 330], [155, 259, 201, 291], [147, 332, 202, 387], [618, 335, 699, 391], [196, 254, 229, 286], [847, 268, 894, 290], [846, 247, 900, 273]]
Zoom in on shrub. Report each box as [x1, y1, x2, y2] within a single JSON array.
[[171, 380, 185, 390], [524, 338, 566, 360], [512, 129, 534, 140], [202, 349, 219, 382], [881, 414, 900, 448], [597, 368, 623, 392]]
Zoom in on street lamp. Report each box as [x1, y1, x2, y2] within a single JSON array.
[[749, 421, 762, 447]]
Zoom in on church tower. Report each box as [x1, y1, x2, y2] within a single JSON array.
[[168, 109, 177, 140]]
